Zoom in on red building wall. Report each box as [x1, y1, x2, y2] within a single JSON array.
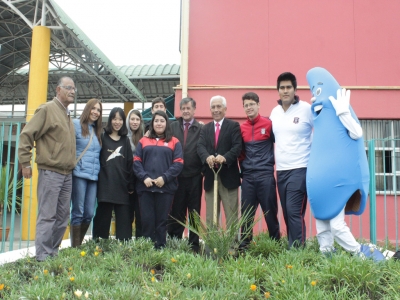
[[176, 0, 400, 121]]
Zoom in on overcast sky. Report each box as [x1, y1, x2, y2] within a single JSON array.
[[54, 0, 182, 66]]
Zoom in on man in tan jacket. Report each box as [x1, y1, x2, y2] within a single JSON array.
[[18, 76, 77, 261]]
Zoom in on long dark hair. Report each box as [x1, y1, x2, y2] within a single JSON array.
[[129, 109, 144, 147], [105, 107, 128, 136], [148, 110, 172, 142], [79, 98, 103, 146]]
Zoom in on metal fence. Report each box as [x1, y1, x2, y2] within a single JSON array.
[[1, 121, 399, 253]]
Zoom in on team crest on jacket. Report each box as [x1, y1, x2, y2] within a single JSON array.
[[261, 128, 266, 135], [293, 117, 299, 124]]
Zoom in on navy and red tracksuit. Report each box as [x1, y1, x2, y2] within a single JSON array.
[[239, 114, 280, 246], [134, 136, 183, 248]]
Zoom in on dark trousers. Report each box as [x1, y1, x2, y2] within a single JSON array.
[[129, 192, 142, 238], [92, 202, 132, 241], [277, 168, 308, 249], [241, 174, 280, 247], [139, 192, 173, 249], [167, 174, 202, 250]]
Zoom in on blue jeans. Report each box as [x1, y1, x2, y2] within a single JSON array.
[[71, 176, 97, 225]]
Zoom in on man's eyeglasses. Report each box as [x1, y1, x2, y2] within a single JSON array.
[[59, 86, 77, 93], [244, 102, 257, 109]]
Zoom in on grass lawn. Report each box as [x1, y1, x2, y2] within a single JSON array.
[[0, 233, 399, 299]]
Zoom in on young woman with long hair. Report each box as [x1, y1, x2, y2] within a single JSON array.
[[126, 109, 144, 238], [92, 107, 134, 241], [134, 110, 183, 248], [70, 98, 102, 247]]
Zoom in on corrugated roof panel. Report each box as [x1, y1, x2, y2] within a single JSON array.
[[133, 65, 143, 76], [116, 65, 181, 78], [136, 65, 148, 76], [123, 65, 135, 76], [148, 65, 158, 76], [170, 64, 180, 75], [162, 64, 172, 75]]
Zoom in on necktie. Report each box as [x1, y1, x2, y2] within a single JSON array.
[[215, 122, 220, 148], [183, 122, 190, 147]]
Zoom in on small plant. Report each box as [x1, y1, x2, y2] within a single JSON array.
[[175, 208, 260, 260], [0, 166, 23, 217]]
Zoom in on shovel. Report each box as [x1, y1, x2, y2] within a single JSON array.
[[212, 164, 223, 227]]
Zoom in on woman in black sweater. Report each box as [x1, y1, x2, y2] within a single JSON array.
[[93, 107, 134, 241]]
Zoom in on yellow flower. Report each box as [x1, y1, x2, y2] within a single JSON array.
[[150, 269, 155, 275], [94, 251, 99, 256], [80, 251, 86, 257], [250, 284, 257, 291], [214, 248, 218, 254], [0, 284, 4, 290], [84, 291, 89, 299], [34, 276, 38, 280], [281, 280, 285, 283], [69, 267, 73, 271], [151, 276, 156, 282], [74, 289, 83, 298], [264, 292, 271, 298], [70, 277, 75, 282], [171, 258, 177, 263], [187, 273, 191, 279], [285, 264, 293, 269], [311, 280, 317, 286], [43, 269, 49, 275]]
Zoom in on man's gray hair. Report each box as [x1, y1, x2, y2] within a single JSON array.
[[210, 95, 227, 108], [57, 76, 74, 86]]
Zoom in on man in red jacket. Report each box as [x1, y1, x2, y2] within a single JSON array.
[[239, 92, 280, 250]]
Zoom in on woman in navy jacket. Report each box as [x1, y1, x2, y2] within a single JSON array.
[[134, 110, 183, 249], [71, 98, 102, 247]]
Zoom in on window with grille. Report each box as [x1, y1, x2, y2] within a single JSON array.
[[361, 120, 400, 194]]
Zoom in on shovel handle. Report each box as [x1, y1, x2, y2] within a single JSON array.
[[212, 165, 222, 226]]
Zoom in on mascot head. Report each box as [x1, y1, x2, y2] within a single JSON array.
[[306, 67, 341, 117]]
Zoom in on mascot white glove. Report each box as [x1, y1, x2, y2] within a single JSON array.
[[329, 88, 351, 116]]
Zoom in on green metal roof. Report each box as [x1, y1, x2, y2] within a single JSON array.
[[50, 0, 146, 102], [118, 64, 180, 78]]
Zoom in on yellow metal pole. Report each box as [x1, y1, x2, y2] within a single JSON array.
[[22, 26, 51, 240], [124, 102, 133, 117]]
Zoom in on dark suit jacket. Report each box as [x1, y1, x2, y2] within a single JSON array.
[[197, 118, 242, 191]]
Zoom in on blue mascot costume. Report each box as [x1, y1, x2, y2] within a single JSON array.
[[306, 67, 384, 262]]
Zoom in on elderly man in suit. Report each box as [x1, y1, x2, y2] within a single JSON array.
[[198, 95, 242, 228]]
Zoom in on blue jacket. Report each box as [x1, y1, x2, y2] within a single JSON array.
[[134, 136, 183, 195], [72, 119, 101, 181], [239, 114, 275, 176]]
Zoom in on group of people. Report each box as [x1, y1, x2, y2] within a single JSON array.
[[18, 71, 367, 262]]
